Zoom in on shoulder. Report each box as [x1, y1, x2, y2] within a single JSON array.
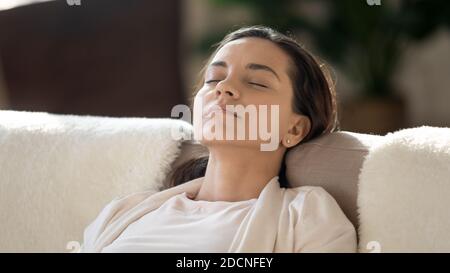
[[284, 185, 336, 208], [283, 185, 351, 227], [284, 186, 357, 252], [287, 185, 331, 197]]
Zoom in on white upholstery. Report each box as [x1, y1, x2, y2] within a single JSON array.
[[358, 126, 450, 252], [0, 110, 191, 252]]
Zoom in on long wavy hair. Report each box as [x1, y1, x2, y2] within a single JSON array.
[[165, 25, 339, 189]]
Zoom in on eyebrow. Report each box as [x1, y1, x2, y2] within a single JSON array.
[[209, 61, 280, 81]]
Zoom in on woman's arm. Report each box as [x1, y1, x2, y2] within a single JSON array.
[[80, 190, 154, 252]]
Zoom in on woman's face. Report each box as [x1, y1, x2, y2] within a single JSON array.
[[193, 37, 306, 151]]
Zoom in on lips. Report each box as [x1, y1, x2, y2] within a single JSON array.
[[204, 104, 239, 119]]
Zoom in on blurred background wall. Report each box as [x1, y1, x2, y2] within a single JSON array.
[[0, 0, 449, 134], [0, 0, 184, 117]]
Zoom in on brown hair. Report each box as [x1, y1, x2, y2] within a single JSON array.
[[165, 25, 339, 189]]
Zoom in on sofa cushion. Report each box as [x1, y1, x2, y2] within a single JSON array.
[[286, 131, 382, 230]]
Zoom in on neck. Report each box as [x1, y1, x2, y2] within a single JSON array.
[[194, 145, 284, 202]]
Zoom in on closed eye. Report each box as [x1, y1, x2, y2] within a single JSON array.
[[205, 79, 268, 88], [249, 82, 268, 88], [205, 79, 221, 84]]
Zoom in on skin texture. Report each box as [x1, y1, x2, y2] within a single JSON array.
[[192, 37, 311, 202]]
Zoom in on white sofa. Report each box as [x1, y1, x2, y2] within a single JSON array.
[[1, 110, 449, 252]]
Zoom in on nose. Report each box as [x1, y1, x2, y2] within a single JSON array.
[[215, 80, 240, 100]]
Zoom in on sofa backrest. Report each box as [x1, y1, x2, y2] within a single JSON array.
[[286, 131, 382, 229]]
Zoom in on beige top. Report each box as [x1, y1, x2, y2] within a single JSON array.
[[81, 176, 357, 253], [102, 192, 257, 252]]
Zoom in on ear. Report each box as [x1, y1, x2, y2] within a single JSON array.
[[282, 115, 311, 148]]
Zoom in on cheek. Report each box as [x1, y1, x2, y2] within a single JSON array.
[[192, 91, 205, 123], [192, 88, 214, 136], [192, 92, 202, 114], [278, 110, 291, 136], [193, 87, 210, 113], [270, 98, 292, 136], [277, 87, 295, 134]]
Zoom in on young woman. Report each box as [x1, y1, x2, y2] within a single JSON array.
[[81, 26, 357, 253]]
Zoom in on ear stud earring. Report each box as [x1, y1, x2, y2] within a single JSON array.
[[286, 139, 291, 144]]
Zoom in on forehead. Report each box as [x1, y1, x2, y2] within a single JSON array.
[[211, 37, 291, 73]]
